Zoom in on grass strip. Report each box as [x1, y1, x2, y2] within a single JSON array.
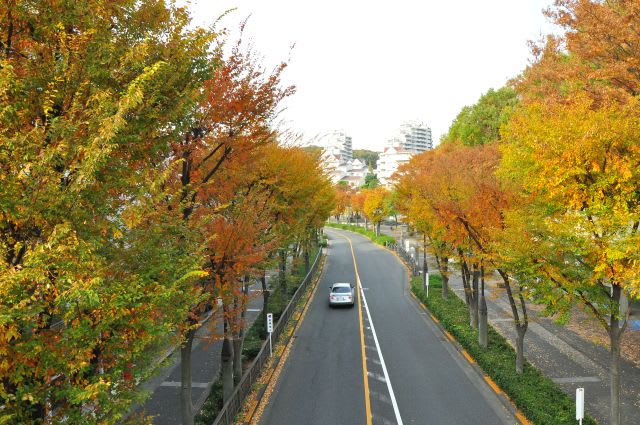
[[325, 222, 396, 246], [411, 275, 598, 425]]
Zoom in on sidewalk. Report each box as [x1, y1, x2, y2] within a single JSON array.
[[379, 223, 640, 425], [131, 276, 271, 424]]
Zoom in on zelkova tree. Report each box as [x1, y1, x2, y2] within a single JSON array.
[[439, 144, 528, 363], [395, 141, 530, 368], [168, 39, 295, 424], [501, 95, 640, 423], [332, 183, 353, 222], [442, 87, 518, 146], [363, 187, 390, 236], [395, 150, 455, 298], [350, 191, 366, 227], [504, 1, 640, 423], [0, 2, 216, 423]]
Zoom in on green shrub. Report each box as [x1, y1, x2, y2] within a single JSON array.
[[410, 276, 598, 425], [194, 378, 223, 425], [325, 223, 396, 246]]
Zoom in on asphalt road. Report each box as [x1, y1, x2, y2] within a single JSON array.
[[258, 229, 516, 425]]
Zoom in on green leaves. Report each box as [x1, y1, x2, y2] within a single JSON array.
[[443, 87, 518, 146]]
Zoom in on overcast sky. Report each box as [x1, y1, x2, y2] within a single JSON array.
[[185, 1, 558, 151]]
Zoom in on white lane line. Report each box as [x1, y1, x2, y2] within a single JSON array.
[[359, 278, 404, 425], [161, 381, 209, 388], [552, 376, 600, 383], [246, 309, 262, 312]]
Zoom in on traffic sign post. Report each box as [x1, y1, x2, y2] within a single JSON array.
[[426, 271, 430, 299], [267, 313, 273, 357], [576, 387, 584, 425]]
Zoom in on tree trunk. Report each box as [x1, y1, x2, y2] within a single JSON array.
[[221, 335, 234, 402], [497, 269, 528, 374], [478, 265, 488, 348], [459, 251, 472, 306], [279, 249, 287, 293], [232, 337, 243, 384], [422, 234, 428, 292], [479, 295, 488, 348], [376, 221, 380, 236], [470, 263, 479, 329], [441, 257, 449, 298], [233, 277, 249, 383], [515, 325, 526, 374], [304, 247, 310, 275], [261, 271, 269, 330], [180, 327, 196, 425], [609, 284, 624, 425]]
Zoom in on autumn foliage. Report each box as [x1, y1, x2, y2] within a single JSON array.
[[0, 2, 334, 424], [396, 2, 640, 424]]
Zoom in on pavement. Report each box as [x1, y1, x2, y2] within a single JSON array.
[[258, 228, 516, 425], [377, 222, 640, 425], [130, 277, 271, 424]]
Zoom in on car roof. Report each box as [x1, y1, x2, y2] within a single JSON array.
[[332, 282, 352, 287]]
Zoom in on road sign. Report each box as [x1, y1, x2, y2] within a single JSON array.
[[267, 313, 273, 333], [267, 313, 274, 357], [576, 388, 584, 424]]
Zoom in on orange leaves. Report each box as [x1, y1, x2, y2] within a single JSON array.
[[520, 0, 640, 105]]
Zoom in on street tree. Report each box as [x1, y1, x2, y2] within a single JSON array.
[[501, 94, 640, 420], [168, 38, 294, 423], [502, 1, 640, 421], [363, 187, 390, 236], [0, 2, 215, 423], [443, 87, 518, 146]]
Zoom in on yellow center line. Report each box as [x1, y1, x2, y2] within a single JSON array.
[[341, 233, 372, 425]]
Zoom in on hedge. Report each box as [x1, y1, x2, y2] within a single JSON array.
[[411, 275, 598, 425], [325, 222, 396, 246]]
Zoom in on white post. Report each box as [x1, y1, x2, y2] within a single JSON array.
[[267, 313, 274, 357], [576, 387, 584, 425], [426, 272, 430, 299]]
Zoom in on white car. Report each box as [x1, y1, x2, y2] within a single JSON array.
[[329, 283, 355, 307]]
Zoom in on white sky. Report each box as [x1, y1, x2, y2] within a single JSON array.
[[184, 1, 558, 151]]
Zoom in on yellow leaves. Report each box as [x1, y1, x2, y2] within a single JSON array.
[[71, 379, 111, 403], [2, 325, 20, 342], [21, 393, 35, 403], [362, 187, 390, 224]]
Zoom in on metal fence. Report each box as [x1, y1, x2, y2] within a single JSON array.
[[386, 242, 420, 276], [211, 248, 323, 425]]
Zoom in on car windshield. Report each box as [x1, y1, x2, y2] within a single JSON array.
[[332, 286, 351, 293]]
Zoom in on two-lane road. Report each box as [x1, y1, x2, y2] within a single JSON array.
[[258, 229, 516, 425]]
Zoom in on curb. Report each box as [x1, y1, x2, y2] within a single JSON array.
[[379, 238, 532, 425], [407, 290, 531, 425]]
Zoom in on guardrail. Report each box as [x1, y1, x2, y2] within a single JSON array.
[[211, 247, 323, 425], [386, 242, 419, 276]]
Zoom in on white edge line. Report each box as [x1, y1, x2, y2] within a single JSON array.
[[358, 277, 404, 425]]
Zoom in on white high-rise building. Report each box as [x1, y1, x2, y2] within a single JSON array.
[[395, 121, 432, 153], [377, 121, 433, 186], [322, 131, 352, 162], [320, 131, 366, 187]]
